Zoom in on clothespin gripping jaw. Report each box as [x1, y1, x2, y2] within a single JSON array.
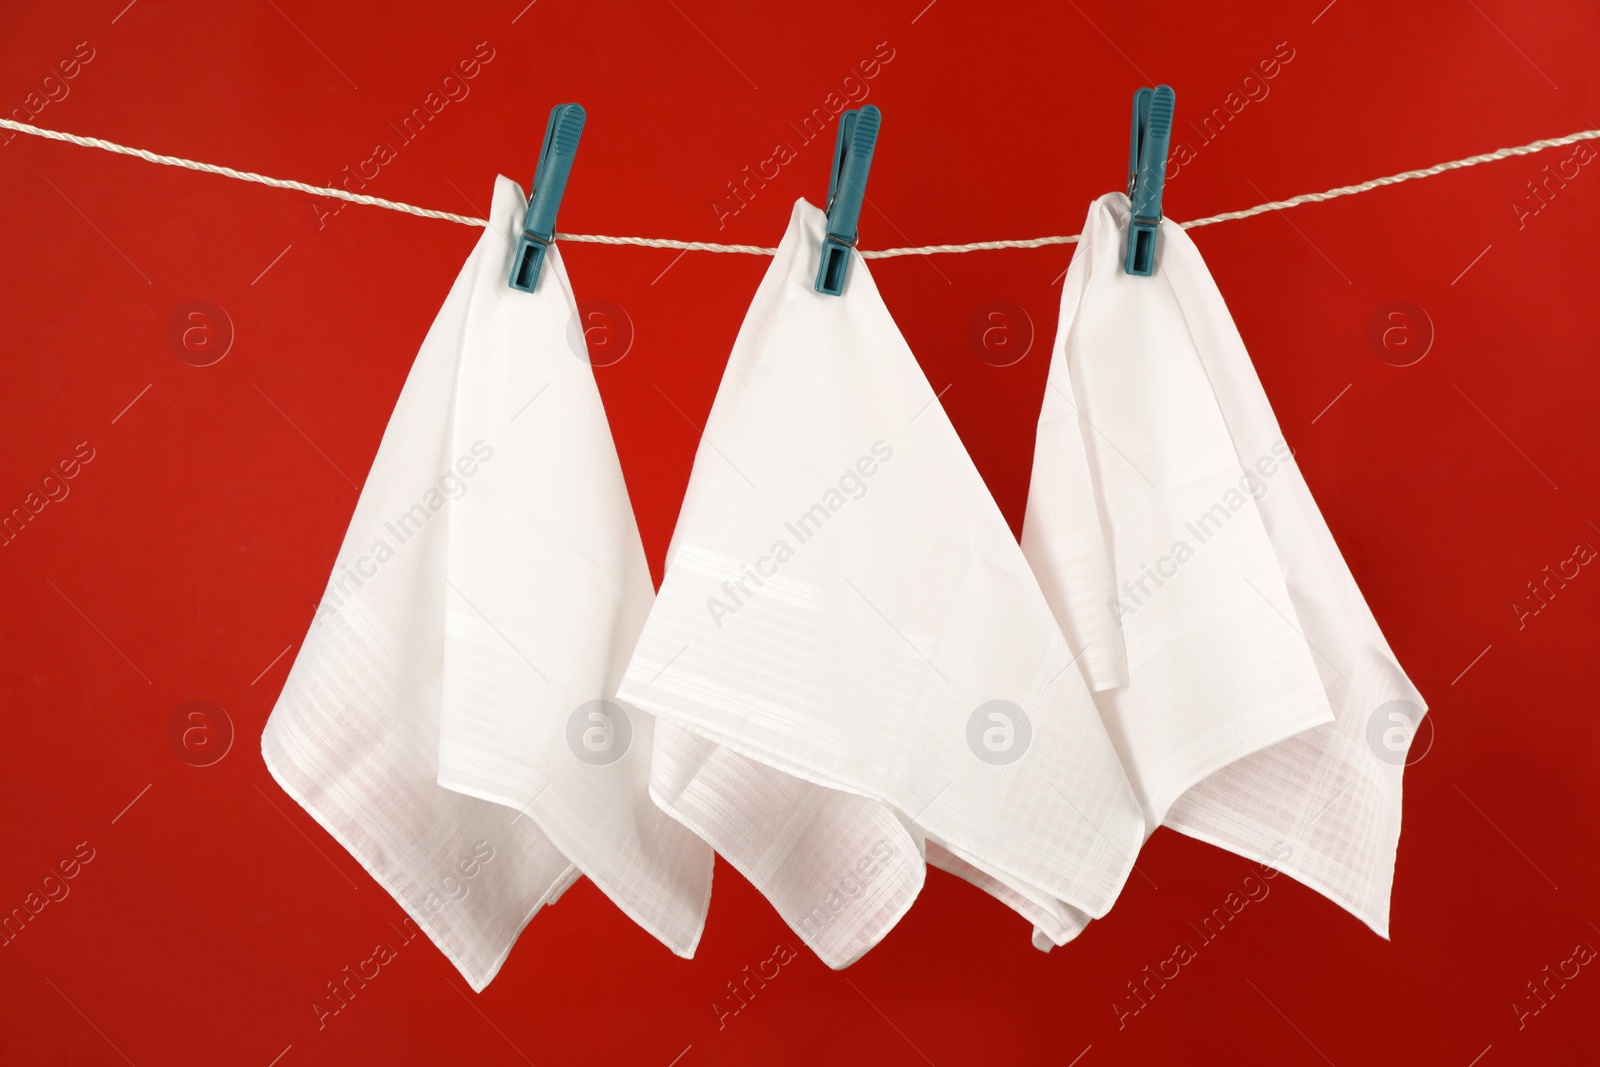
[[1123, 85, 1175, 277], [815, 105, 882, 296], [510, 103, 586, 292]]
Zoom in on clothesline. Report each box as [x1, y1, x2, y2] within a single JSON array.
[[3, 116, 1596, 257]]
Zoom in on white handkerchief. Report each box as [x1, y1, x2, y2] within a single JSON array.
[[263, 178, 573, 991], [1157, 202, 1427, 937], [1027, 192, 1334, 832], [434, 177, 711, 956], [619, 198, 1145, 961], [1024, 192, 1424, 936], [263, 176, 711, 988]]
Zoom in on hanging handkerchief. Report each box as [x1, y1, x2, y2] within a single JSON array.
[[262, 176, 711, 989], [1158, 201, 1427, 937], [262, 178, 574, 991], [619, 198, 1146, 961], [1023, 192, 1425, 936], [1026, 192, 1334, 831], [434, 177, 711, 956]]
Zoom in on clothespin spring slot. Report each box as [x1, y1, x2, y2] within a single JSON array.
[[817, 236, 854, 294]]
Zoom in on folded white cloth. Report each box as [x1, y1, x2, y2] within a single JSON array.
[[435, 177, 712, 955], [1027, 192, 1334, 832], [619, 198, 1146, 962], [648, 719, 926, 968], [262, 176, 711, 990], [1022, 192, 1426, 938]]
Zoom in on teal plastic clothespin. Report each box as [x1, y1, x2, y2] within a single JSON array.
[[510, 103, 586, 292], [815, 105, 882, 296], [1124, 85, 1175, 276]]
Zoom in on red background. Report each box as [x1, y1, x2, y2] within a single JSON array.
[[2, 1, 1597, 1064]]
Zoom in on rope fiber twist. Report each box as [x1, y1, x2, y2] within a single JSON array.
[[3, 117, 1594, 257]]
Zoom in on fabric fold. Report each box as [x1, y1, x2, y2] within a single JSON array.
[[1158, 201, 1426, 937], [619, 198, 1146, 963], [648, 719, 925, 968], [263, 177, 572, 992], [1028, 193, 1335, 832]]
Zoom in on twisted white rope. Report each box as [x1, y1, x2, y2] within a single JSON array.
[[557, 232, 778, 254], [0, 117, 489, 226], [1175, 129, 1600, 231], [4, 116, 1595, 256]]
